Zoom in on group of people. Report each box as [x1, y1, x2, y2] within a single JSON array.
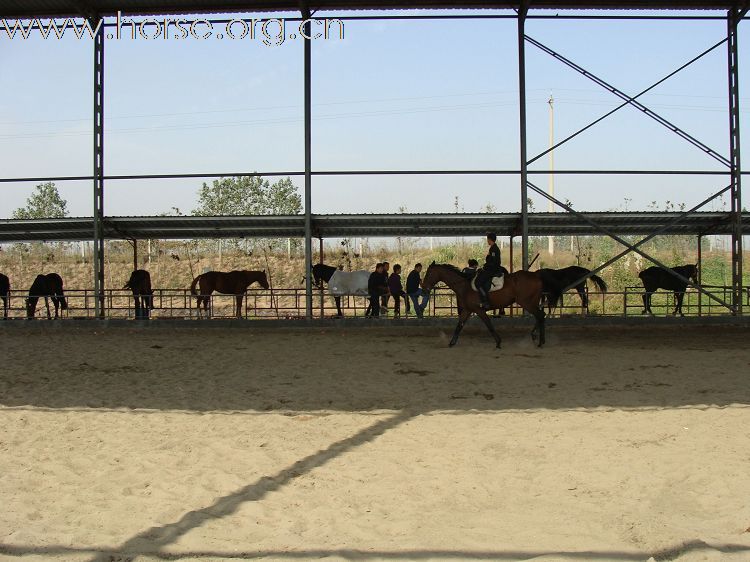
[[366, 262, 430, 318], [365, 233, 504, 318]]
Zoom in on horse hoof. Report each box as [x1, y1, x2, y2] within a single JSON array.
[[449, 341, 457, 347]]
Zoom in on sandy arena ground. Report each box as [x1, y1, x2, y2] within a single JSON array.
[[1, 322, 749, 562]]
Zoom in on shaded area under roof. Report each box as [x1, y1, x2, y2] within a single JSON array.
[[0, 212, 746, 242], [0, 0, 741, 18]]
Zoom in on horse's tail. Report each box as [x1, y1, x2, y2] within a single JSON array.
[[589, 274, 608, 293], [190, 275, 201, 296]]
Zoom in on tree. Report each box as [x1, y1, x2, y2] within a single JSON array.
[[13, 182, 68, 219], [192, 175, 302, 253], [193, 176, 301, 217]]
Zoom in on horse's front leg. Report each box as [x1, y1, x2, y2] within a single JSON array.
[[335, 296, 342, 317], [449, 309, 472, 347], [642, 292, 652, 314], [236, 295, 243, 318], [475, 308, 502, 348], [44, 297, 51, 319]]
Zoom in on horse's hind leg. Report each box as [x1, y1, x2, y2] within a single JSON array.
[[235, 295, 243, 318], [532, 308, 546, 347], [449, 309, 473, 347], [577, 285, 588, 313], [674, 291, 685, 316], [476, 309, 502, 349]]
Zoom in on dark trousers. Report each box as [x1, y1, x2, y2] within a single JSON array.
[[367, 295, 381, 317], [392, 293, 409, 316]]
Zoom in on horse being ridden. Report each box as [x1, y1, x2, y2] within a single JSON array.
[[0, 273, 9, 319], [421, 262, 545, 348], [639, 264, 698, 316], [190, 270, 269, 318], [124, 269, 154, 318], [538, 265, 608, 314], [26, 273, 67, 319]]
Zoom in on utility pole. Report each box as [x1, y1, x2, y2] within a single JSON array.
[[548, 94, 555, 256]]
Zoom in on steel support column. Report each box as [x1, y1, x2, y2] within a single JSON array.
[[303, 12, 313, 319], [518, 4, 529, 270], [92, 17, 105, 319], [319, 237, 324, 318], [728, 8, 745, 315], [697, 234, 703, 316]]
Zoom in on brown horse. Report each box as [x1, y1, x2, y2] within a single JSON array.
[[26, 273, 67, 319], [124, 269, 154, 319], [421, 262, 545, 348], [190, 270, 269, 318]]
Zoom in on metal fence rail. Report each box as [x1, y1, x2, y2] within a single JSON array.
[[2, 285, 748, 320]]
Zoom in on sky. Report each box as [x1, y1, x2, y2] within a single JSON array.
[[0, 8, 747, 220]]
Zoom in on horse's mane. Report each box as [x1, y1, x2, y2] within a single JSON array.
[[433, 263, 463, 275], [433, 263, 477, 280]]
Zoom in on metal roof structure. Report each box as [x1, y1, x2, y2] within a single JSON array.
[[1, 0, 745, 315], [0, 212, 746, 243], [0, 0, 743, 18]]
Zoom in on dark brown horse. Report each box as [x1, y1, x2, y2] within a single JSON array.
[[539, 265, 608, 314], [190, 270, 269, 318], [421, 262, 545, 348], [124, 269, 154, 319], [0, 273, 9, 319], [639, 263, 698, 316], [26, 273, 67, 319]]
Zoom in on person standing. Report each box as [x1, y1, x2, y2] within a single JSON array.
[[388, 264, 409, 318], [367, 263, 388, 318], [381, 261, 391, 312], [475, 233, 502, 309], [406, 263, 429, 318]]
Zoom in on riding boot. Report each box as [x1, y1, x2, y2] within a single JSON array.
[[479, 287, 491, 309]]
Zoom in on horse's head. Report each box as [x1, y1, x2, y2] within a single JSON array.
[[689, 263, 699, 284], [311, 264, 323, 288], [421, 261, 439, 292], [258, 270, 270, 290]]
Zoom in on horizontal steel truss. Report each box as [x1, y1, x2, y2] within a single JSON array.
[[1, 212, 748, 242]]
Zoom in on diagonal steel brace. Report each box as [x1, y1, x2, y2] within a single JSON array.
[[527, 180, 734, 311], [525, 34, 730, 168]]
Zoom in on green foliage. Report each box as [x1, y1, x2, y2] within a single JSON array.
[[432, 245, 457, 263], [13, 182, 68, 219], [192, 176, 302, 253], [193, 176, 301, 217]]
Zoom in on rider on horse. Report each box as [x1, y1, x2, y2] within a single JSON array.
[[475, 232, 503, 309]]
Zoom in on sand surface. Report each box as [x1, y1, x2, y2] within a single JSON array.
[[1, 322, 749, 562]]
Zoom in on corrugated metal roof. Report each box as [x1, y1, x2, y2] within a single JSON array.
[[0, 212, 745, 242], [0, 0, 740, 18]]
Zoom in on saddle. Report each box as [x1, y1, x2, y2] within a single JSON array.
[[470, 272, 505, 293]]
